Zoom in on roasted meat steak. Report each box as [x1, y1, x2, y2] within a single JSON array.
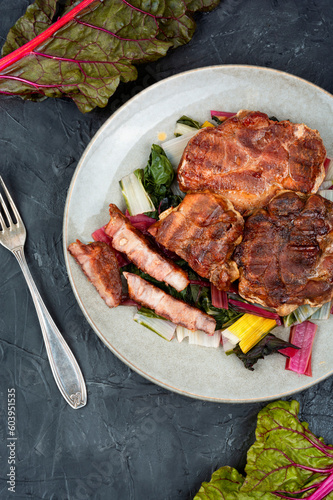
[[177, 110, 326, 214], [148, 192, 244, 290], [234, 191, 333, 316], [105, 204, 189, 292], [124, 272, 216, 335], [68, 240, 122, 308]]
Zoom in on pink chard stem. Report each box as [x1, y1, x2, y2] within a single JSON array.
[[0, 0, 99, 73]]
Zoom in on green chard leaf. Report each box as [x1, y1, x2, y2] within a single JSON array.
[[177, 115, 201, 128], [243, 400, 333, 495], [194, 466, 276, 499], [0, 0, 220, 112], [231, 333, 299, 371], [194, 467, 245, 500], [143, 144, 176, 207], [195, 401, 333, 499]]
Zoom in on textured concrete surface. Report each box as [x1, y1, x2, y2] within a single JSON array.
[[0, 1, 333, 499]]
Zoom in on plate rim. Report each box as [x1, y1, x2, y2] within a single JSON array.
[[63, 64, 333, 403]]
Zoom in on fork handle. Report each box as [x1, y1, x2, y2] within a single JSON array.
[[13, 246, 87, 409]]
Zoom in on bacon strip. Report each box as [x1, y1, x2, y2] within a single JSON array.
[[105, 204, 189, 292], [68, 240, 122, 308], [124, 272, 216, 335]]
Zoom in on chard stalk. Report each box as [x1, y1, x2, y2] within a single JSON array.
[[0, 0, 99, 73], [307, 470, 333, 499], [275, 470, 333, 499]]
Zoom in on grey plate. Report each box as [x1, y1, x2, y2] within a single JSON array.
[[63, 65, 333, 402]]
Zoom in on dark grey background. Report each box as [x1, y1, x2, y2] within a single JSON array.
[[0, 1, 333, 499]]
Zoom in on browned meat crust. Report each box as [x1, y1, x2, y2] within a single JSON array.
[[177, 110, 326, 214], [124, 272, 216, 335], [68, 240, 122, 308], [148, 192, 244, 290], [105, 204, 189, 292], [234, 191, 333, 315]]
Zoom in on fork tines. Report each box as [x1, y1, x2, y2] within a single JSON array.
[[0, 176, 20, 230]]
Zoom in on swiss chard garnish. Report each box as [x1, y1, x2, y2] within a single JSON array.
[[230, 333, 299, 371], [285, 321, 317, 377], [0, 0, 220, 112], [176, 115, 201, 129], [143, 144, 176, 208], [194, 400, 333, 500]]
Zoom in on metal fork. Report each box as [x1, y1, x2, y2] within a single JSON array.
[[0, 177, 87, 409]]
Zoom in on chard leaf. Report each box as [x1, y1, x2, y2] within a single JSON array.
[[143, 144, 175, 207], [195, 401, 333, 499], [242, 400, 333, 494], [2, 1, 74, 56], [177, 115, 201, 129], [0, 0, 220, 112], [194, 466, 276, 499], [135, 306, 166, 320], [231, 333, 299, 371], [194, 467, 245, 499]]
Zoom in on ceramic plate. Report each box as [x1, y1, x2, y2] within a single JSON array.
[[63, 65, 333, 402]]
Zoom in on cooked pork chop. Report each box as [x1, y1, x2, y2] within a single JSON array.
[[68, 240, 122, 308], [177, 110, 326, 214], [105, 204, 189, 292], [148, 192, 244, 290], [234, 191, 333, 315], [124, 272, 216, 334]]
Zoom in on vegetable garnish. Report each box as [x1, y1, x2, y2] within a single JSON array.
[[176, 326, 221, 348], [230, 333, 299, 371], [125, 212, 156, 233], [194, 400, 333, 500], [174, 115, 201, 136], [133, 311, 176, 341], [162, 131, 198, 167], [222, 314, 277, 353], [210, 284, 228, 309], [210, 110, 236, 123], [143, 145, 176, 209], [285, 321, 318, 377], [311, 301, 332, 321], [0, 0, 220, 112], [120, 170, 155, 216], [294, 304, 320, 324], [324, 157, 332, 175], [228, 298, 282, 325]]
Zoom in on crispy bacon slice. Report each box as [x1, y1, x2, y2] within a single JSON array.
[[124, 272, 216, 335], [148, 192, 244, 290], [178, 110, 326, 214], [105, 204, 189, 292], [68, 240, 122, 308]]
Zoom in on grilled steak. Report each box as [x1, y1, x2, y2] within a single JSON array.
[[234, 191, 333, 315], [148, 192, 244, 290], [68, 240, 122, 308], [124, 272, 216, 334], [105, 204, 189, 292], [177, 110, 326, 214]]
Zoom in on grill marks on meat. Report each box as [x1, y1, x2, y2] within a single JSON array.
[[105, 204, 189, 292], [234, 191, 333, 315], [148, 192, 244, 290], [177, 111, 326, 214], [124, 272, 216, 335], [68, 240, 122, 308]]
